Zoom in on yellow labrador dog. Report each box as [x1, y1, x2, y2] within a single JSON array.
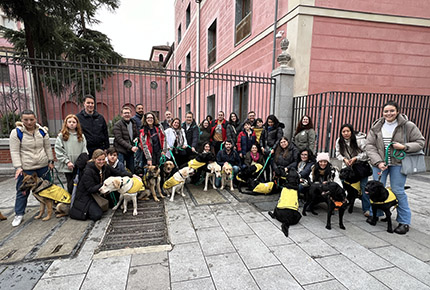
[[204, 162, 222, 191], [163, 167, 195, 201], [99, 176, 144, 216], [221, 163, 234, 191]]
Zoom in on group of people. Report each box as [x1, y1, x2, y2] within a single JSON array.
[[9, 96, 425, 235]]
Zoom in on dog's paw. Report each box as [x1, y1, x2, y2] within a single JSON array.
[[348, 207, 353, 214], [112, 205, 119, 211], [154, 198, 160, 202], [220, 186, 224, 190], [230, 188, 234, 192], [325, 224, 332, 230], [42, 216, 51, 221], [133, 210, 138, 216], [302, 211, 307, 216], [387, 228, 394, 233], [169, 198, 174, 202], [34, 215, 42, 220], [340, 224, 346, 230], [203, 188, 208, 192], [268, 211, 275, 219], [123, 208, 127, 214]]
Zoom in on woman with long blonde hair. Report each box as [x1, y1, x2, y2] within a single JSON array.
[[55, 114, 88, 193]]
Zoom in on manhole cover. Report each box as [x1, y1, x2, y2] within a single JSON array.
[[96, 199, 168, 253]]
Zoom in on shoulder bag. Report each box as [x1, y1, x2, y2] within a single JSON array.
[[401, 123, 426, 175]]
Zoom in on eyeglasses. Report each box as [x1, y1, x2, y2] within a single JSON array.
[[146, 116, 154, 119]]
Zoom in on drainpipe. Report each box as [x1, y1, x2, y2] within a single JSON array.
[[195, 0, 201, 123], [271, 0, 279, 70]]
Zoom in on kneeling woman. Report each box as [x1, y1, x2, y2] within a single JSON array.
[[70, 149, 132, 221]]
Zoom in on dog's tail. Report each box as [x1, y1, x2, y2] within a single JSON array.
[[281, 223, 289, 237]]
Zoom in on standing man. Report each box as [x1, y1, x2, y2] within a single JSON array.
[[76, 95, 109, 157], [113, 106, 139, 173], [132, 103, 144, 129], [210, 111, 228, 155], [182, 111, 199, 156], [240, 111, 257, 130], [161, 110, 173, 130]]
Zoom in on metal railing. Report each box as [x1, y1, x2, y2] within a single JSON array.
[[293, 91, 430, 156], [0, 51, 275, 137]]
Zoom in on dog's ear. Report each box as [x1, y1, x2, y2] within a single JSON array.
[[112, 179, 121, 189], [32, 172, 38, 178]]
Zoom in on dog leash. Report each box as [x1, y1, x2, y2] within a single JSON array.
[[254, 148, 272, 181], [384, 142, 405, 165]]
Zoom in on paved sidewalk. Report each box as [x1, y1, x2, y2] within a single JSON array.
[[0, 173, 430, 289]]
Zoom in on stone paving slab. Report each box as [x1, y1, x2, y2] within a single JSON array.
[[130, 250, 168, 267], [370, 267, 430, 290], [167, 209, 198, 245], [250, 265, 303, 289], [187, 184, 228, 205], [80, 255, 131, 290], [317, 255, 390, 290], [0, 261, 52, 290], [33, 273, 86, 290], [372, 246, 430, 284], [216, 214, 254, 237], [206, 253, 259, 290], [339, 222, 390, 249], [289, 228, 339, 258], [188, 207, 220, 229], [42, 257, 92, 279], [195, 226, 236, 256], [271, 244, 332, 285], [127, 263, 170, 290], [169, 242, 210, 283], [303, 279, 348, 290], [171, 277, 216, 290], [248, 220, 294, 247], [0, 207, 39, 241], [235, 203, 268, 223], [209, 204, 238, 217]]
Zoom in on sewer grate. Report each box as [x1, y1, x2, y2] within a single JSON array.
[[96, 199, 169, 253]]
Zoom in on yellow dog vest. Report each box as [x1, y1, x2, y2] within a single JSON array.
[[188, 159, 206, 170], [128, 177, 145, 193], [163, 176, 183, 189], [39, 185, 71, 204], [277, 188, 299, 210], [371, 187, 397, 204], [344, 181, 361, 194], [253, 182, 274, 194]]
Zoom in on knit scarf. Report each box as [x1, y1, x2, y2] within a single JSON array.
[[174, 128, 185, 147], [250, 152, 260, 162]]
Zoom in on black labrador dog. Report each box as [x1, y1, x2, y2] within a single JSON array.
[[365, 180, 398, 233], [339, 166, 360, 214], [268, 168, 302, 237], [302, 181, 348, 230]]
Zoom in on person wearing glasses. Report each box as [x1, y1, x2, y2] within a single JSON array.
[[139, 112, 167, 166]]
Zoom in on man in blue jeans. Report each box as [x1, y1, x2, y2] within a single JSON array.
[[215, 140, 241, 188]]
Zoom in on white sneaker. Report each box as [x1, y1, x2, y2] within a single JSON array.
[[12, 215, 23, 227]]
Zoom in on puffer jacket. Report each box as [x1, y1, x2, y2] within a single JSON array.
[[366, 114, 425, 167], [182, 120, 199, 149], [272, 142, 299, 172], [294, 128, 316, 153], [216, 148, 241, 167], [76, 110, 109, 150], [113, 118, 139, 155], [226, 121, 241, 144], [260, 122, 285, 152], [335, 132, 368, 169], [9, 122, 53, 170]]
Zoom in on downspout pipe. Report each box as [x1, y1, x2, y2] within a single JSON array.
[[271, 0, 279, 70], [195, 0, 201, 123]]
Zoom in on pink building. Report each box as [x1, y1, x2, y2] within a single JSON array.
[[169, 0, 430, 121]]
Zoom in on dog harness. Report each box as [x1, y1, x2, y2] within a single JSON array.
[[35, 180, 71, 204], [253, 182, 274, 194], [277, 187, 299, 210], [163, 175, 183, 189], [329, 197, 347, 211], [344, 180, 361, 194], [123, 177, 145, 193], [370, 187, 397, 205], [188, 159, 206, 170]]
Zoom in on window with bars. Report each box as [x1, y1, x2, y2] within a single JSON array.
[[186, 53, 191, 83], [208, 20, 217, 67], [186, 4, 191, 29], [0, 64, 10, 83], [235, 0, 252, 45], [178, 24, 182, 44]]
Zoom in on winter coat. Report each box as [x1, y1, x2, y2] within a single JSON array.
[[297, 160, 315, 181], [366, 114, 425, 167], [9, 122, 54, 170], [55, 132, 88, 173], [216, 148, 241, 167], [70, 162, 132, 220], [76, 110, 109, 150], [335, 132, 368, 169], [182, 120, 199, 149], [139, 125, 167, 161], [106, 157, 127, 174], [132, 113, 144, 129], [197, 126, 211, 152], [161, 119, 171, 130], [310, 163, 339, 184], [236, 130, 257, 156], [294, 128, 316, 153], [164, 127, 188, 159], [244, 151, 264, 167], [272, 143, 299, 172], [260, 122, 285, 152], [113, 118, 139, 155], [226, 121, 241, 144], [210, 119, 228, 142]]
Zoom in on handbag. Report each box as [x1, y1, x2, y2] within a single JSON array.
[[352, 161, 373, 180], [400, 124, 427, 175], [91, 193, 109, 212]]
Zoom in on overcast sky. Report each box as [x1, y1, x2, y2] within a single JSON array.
[[93, 0, 175, 60]]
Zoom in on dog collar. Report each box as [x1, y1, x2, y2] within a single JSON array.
[[330, 197, 347, 210], [120, 177, 131, 189]]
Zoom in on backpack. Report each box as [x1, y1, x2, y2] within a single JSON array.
[[16, 127, 46, 142]]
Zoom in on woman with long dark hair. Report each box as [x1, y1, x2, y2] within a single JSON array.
[[197, 119, 211, 152], [366, 101, 425, 234], [272, 137, 299, 176], [293, 115, 316, 153], [260, 115, 285, 181], [226, 112, 241, 148], [335, 124, 370, 216]]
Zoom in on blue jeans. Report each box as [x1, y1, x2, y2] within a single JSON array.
[[215, 165, 240, 188], [15, 166, 51, 216], [360, 177, 371, 213], [118, 152, 135, 173], [372, 165, 410, 225]]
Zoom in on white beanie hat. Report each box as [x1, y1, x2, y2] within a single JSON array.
[[316, 152, 330, 163]]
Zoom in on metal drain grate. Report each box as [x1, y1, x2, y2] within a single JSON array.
[[96, 200, 169, 252]]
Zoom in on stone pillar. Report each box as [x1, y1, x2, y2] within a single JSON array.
[[271, 38, 296, 140]]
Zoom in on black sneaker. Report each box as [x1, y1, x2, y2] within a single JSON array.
[[394, 224, 409, 235]]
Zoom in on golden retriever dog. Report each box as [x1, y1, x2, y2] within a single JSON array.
[[99, 176, 144, 216], [164, 167, 195, 201], [140, 166, 163, 202], [19, 173, 70, 221], [204, 162, 222, 191], [0, 212, 7, 220], [221, 163, 234, 191]]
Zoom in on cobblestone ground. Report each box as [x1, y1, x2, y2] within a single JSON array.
[[0, 173, 429, 290]]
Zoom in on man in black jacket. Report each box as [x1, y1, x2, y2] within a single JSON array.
[[132, 103, 144, 129], [76, 95, 109, 157], [113, 106, 139, 173], [182, 111, 199, 157]]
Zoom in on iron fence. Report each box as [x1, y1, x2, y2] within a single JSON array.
[[0, 51, 275, 138], [293, 91, 430, 156]]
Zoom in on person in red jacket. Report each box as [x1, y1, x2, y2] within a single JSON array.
[[236, 121, 257, 159], [139, 112, 167, 166], [210, 111, 228, 155]]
